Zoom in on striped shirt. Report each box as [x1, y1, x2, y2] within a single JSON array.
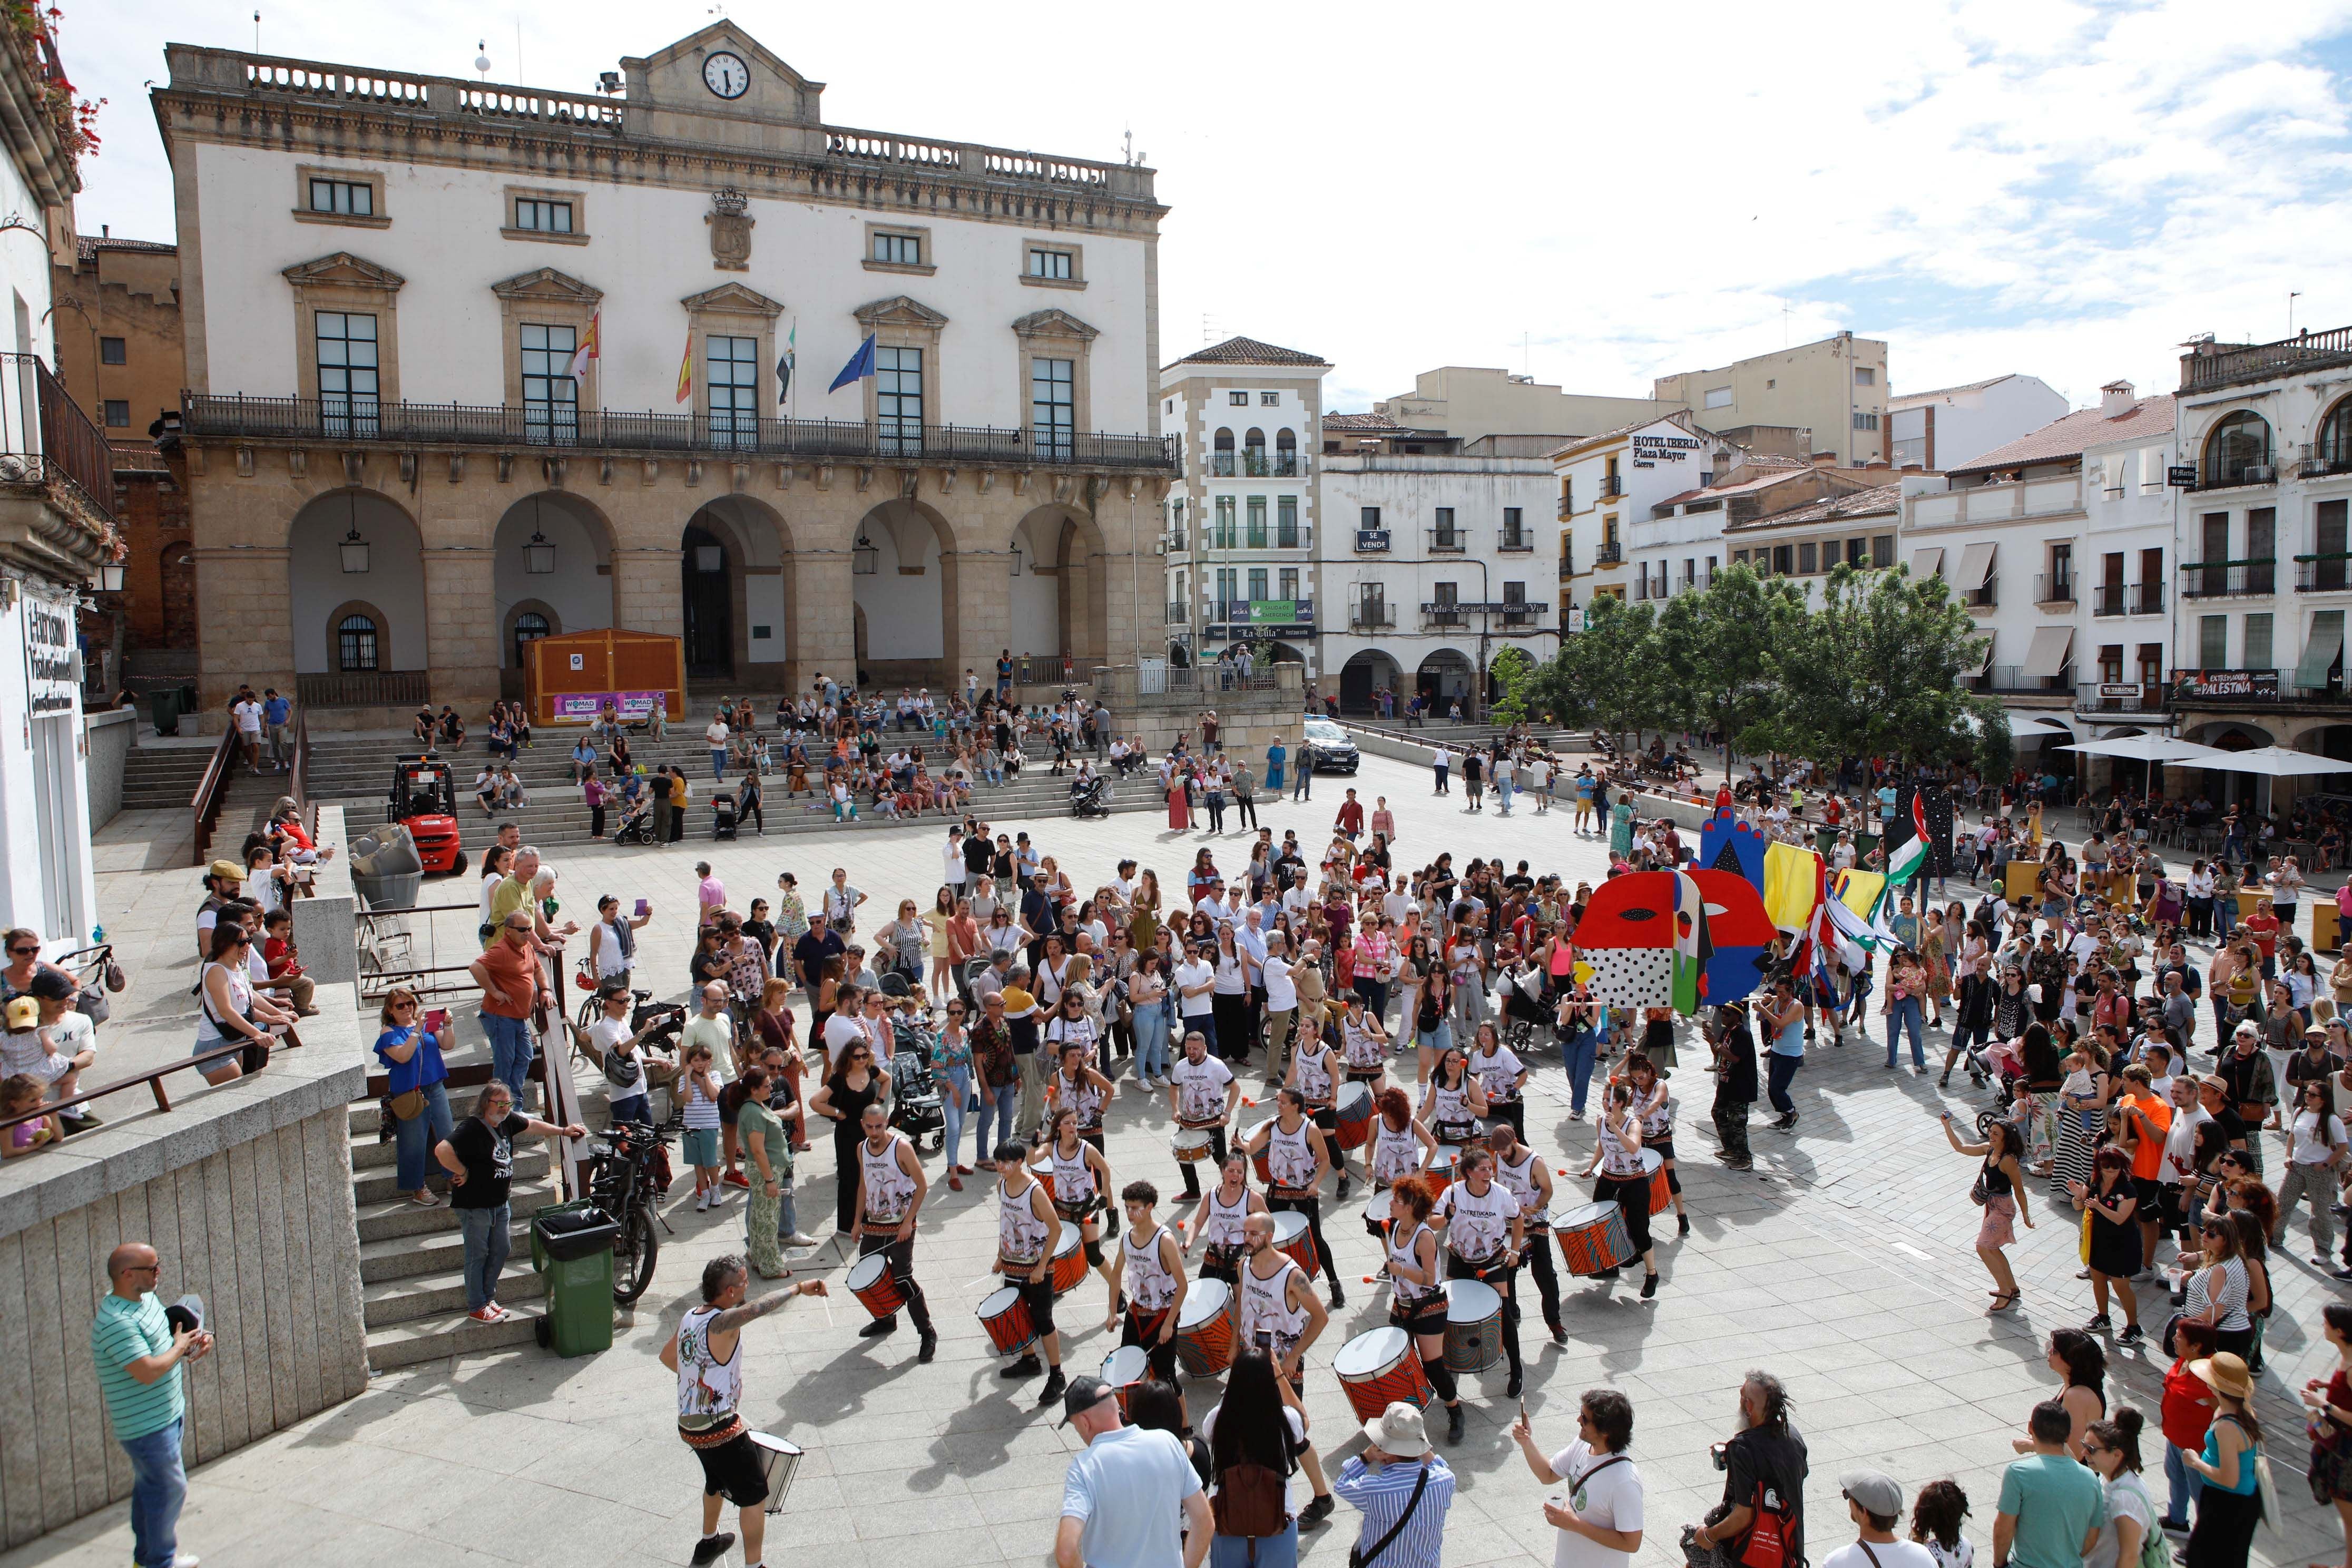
[[91, 1292, 182, 1442], [1334, 1454, 1456, 1568]]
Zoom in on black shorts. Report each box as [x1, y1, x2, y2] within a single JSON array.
[[1649, 1136, 1677, 1163], [1390, 1297, 1447, 1336], [1013, 1274, 1057, 1339], [2131, 1175, 2163, 1211], [690, 1429, 770, 1507]]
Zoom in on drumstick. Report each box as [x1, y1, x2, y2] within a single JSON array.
[[820, 1292, 835, 1328]]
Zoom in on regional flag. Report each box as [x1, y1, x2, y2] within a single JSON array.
[[1889, 792, 1930, 885]]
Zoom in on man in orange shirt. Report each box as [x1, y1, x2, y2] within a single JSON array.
[[2111, 1061, 2173, 1275]]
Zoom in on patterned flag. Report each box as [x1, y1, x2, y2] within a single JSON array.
[[674, 327, 694, 404], [567, 310, 600, 385], [777, 322, 795, 405], [1888, 792, 1930, 885]]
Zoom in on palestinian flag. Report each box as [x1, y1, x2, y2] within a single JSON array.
[[1888, 791, 1929, 885]]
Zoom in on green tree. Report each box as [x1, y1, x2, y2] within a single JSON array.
[[1527, 594, 1667, 751], [1654, 563, 1809, 779], [1488, 645, 1535, 726]]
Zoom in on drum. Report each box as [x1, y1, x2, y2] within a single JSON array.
[[1172, 1127, 1217, 1164], [1101, 1344, 1154, 1415], [1331, 1326, 1435, 1424], [1271, 1210, 1316, 1276], [748, 1431, 805, 1515], [1050, 1224, 1088, 1297], [1245, 1119, 1275, 1183], [1334, 1082, 1375, 1151], [1174, 1278, 1236, 1375], [1361, 1188, 1395, 1242], [1442, 1278, 1503, 1375], [1425, 1145, 1460, 1196], [976, 1286, 1036, 1357], [1641, 1148, 1670, 1216], [845, 1251, 907, 1320], [1553, 1200, 1635, 1277]]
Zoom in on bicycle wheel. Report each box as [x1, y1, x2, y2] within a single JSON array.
[[613, 1201, 659, 1305]]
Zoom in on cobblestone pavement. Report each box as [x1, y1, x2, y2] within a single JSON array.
[[11, 753, 2342, 1568]]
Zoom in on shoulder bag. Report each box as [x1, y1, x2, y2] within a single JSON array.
[[1347, 1460, 1432, 1568]]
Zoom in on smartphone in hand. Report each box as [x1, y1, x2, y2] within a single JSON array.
[[635, 898, 650, 918], [426, 1008, 449, 1035]]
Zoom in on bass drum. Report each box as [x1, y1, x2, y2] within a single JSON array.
[[1174, 1277, 1236, 1376]]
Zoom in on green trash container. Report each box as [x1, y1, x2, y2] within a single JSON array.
[[531, 1201, 617, 1356], [1854, 832, 1879, 863], [1814, 827, 1838, 857], [149, 689, 184, 737]]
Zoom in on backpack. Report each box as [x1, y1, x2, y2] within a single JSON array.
[[1211, 1459, 1290, 1545], [1732, 1469, 1799, 1568], [2111, 1473, 2172, 1568]]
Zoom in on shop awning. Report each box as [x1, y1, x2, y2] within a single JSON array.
[[2294, 610, 2345, 688], [2021, 625, 2075, 680], [2003, 709, 2074, 740], [1912, 546, 1943, 579], [1956, 541, 1997, 589], [1974, 635, 1995, 674]]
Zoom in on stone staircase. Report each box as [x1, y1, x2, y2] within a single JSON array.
[[349, 1097, 553, 1368], [303, 727, 1155, 855], [120, 744, 218, 811]]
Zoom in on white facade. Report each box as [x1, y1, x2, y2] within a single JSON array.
[[1888, 374, 2069, 472], [1554, 414, 1723, 616], [2075, 401, 2180, 733], [1318, 453, 1556, 711]]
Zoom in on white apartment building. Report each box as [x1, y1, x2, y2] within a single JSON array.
[[1634, 455, 1888, 606], [1720, 483, 1904, 604], [1554, 412, 1731, 616], [1373, 365, 1681, 446], [1888, 373, 2069, 471], [1159, 337, 1326, 674], [1315, 419, 1554, 712]]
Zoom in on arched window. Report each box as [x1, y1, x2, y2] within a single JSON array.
[[337, 613, 380, 672], [1275, 427, 1297, 476], [1244, 427, 1267, 475], [2203, 409, 2273, 487], [2319, 398, 2352, 475], [1212, 427, 1235, 476], [513, 611, 551, 669]]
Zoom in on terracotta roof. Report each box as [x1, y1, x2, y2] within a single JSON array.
[[75, 235, 174, 260], [1949, 395, 2177, 476], [1170, 335, 1329, 368], [1322, 412, 1412, 431], [1653, 462, 1815, 511], [1728, 482, 1903, 532], [1549, 410, 1697, 463]]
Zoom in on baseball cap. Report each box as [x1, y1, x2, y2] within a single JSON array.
[[1839, 1469, 1903, 1518], [1053, 1376, 1118, 1427], [26, 968, 76, 1002], [3, 996, 35, 1031]]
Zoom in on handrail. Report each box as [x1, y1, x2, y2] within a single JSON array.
[[190, 720, 239, 866], [0, 1042, 259, 1132], [292, 707, 313, 839]]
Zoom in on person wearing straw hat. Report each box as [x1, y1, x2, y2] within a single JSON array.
[[1334, 1403, 1456, 1568], [2179, 1351, 2263, 1567]]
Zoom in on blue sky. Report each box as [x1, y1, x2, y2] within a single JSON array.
[[58, 0, 2352, 419]]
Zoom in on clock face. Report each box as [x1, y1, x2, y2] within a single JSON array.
[[702, 51, 749, 99]]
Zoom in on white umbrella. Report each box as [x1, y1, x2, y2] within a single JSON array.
[[2190, 746, 2352, 778], [2059, 736, 2231, 763]]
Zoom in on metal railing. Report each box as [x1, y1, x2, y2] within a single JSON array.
[[1597, 475, 1624, 499], [1556, 493, 1574, 520], [1967, 665, 2075, 695], [1964, 580, 1998, 609], [1165, 601, 1187, 624], [191, 721, 241, 866], [297, 670, 429, 707], [1593, 542, 1622, 565], [1350, 609, 1395, 630], [1211, 454, 1236, 476], [2182, 326, 2352, 393], [1558, 554, 1575, 580], [2033, 574, 2075, 605], [1237, 453, 1306, 477], [1420, 606, 1469, 629], [2163, 668, 2349, 706], [2194, 462, 2278, 491], [0, 1043, 266, 1135], [1498, 531, 1533, 552], [1496, 604, 1550, 630], [2074, 682, 2168, 715], [1162, 531, 1188, 554], [1008, 654, 1078, 687], [2297, 553, 2352, 593], [182, 394, 1179, 472], [2301, 443, 2352, 479], [2092, 584, 2128, 616], [1428, 528, 1465, 553], [2180, 559, 2278, 598], [0, 353, 117, 524]]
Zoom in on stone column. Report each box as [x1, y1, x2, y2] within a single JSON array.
[[193, 544, 293, 712], [419, 546, 501, 710], [612, 546, 685, 639], [783, 543, 855, 693]]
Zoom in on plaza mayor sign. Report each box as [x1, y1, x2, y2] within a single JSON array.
[[1630, 432, 1704, 468]]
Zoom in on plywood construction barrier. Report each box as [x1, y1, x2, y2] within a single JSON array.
[[525, 629, 686, 727]]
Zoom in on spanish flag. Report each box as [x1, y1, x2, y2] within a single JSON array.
[[568, 310, 600, 386], [674, 328, 694, 404]]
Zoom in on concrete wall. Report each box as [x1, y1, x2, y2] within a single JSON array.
[[0, 997, 368, 1550], [84, 708, 134, 829], [1095, 662, 1305, 755]]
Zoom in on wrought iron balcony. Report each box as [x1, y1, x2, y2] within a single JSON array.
[[1556, 493, 1573, 520], [2033, 574, 2075, 605], [2297, 553, 2352, 592], [1498, 530, 1534, 553], [1964, 579, 1998, 610], [1, 352, 117, 527], [2180, 559, 2278, 599], [1165, 601, 1187, 624], [1427, 528, 1466, 553], [1419, 604, 1469, 630], [2073, 681, 2168, 716], [1593, 541, 1622, 566], [1349, 607, 1395, 631], [2193, 461, 2278, 492], [1596, 475, 1624, 499]]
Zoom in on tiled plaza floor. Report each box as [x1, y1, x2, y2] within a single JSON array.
[[9, 753, 2342, 1567]]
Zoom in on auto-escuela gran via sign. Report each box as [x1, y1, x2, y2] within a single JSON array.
[[23, 591, 77, 715]]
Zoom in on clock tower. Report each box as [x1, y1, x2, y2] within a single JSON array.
[[619, 24, 826, 154]]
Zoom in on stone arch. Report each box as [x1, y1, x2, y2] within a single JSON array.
[[493, 492, 618, 675], [325, 600, 389, 672], [2201, 407, 2273, 486], [286, 488, 425, 678], [686, 494, 798, 685], [504, 599, 561, 684], [1339, 648, 1401, 716], [1011, 502, 1110, 670], [1416, 646, 1473, 707], [854, 497, 957, 690]]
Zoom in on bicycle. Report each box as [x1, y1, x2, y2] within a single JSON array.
[[583, 1119, 671, 1305]]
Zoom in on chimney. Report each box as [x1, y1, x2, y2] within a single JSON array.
[[2100, 380, 2135, 418], [1899, 462, 1925, 474], [1809, 450, 1836, 467]]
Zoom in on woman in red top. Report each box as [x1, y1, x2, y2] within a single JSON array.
[[2301, 1301, 2352, 1557], [2158, 1318, 2218, 1532], [2241, 895, 2282, 973]]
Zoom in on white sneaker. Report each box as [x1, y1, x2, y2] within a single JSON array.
[[785, 1232, 820, 1248], [695, 1192, 711, 1211]]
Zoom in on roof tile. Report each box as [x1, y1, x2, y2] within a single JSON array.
[[1948, 396, 2176, 475], [1170, 335, 1329, 368]]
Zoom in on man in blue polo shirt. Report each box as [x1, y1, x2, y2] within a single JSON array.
[[1054, 1376, 1211, 1568], [91, 1241, 213, 1568], [261, 688, 292, 773]]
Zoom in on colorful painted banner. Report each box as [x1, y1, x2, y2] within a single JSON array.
[[554, 689, 666, 721]]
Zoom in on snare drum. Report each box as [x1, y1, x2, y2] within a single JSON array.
[[1172, 1126, 1217, 1164], [1553, 1200, 1635, 1277], [748, 1430, 805, 1515], [1244, 1119, 1275, 1184], [1271, 1210, 1317, 1276], [1101, 1344, 1153, 1415], [1050, 1224, 1088, 1296], [1424, 1145, 1460, 1195], [1331, 1326, 1435, 1424], [844, 1250, 907, 1320], [1334, 1082, 1375, 1151], [1174, 1277, 1236, 1375], [1641, 1148, 1670, 1216], [1361, 1188, 1395, 1242], [1442, 1278, 1503, 1375], [976, 1286, 1037, 1357]]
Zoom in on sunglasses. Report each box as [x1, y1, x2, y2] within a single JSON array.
[[390, 1000, 418, 1012], [7, 945, 36, 956]]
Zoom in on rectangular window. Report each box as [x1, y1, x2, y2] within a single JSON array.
[[2249, 506, 2278, 592], [708, 333, 758, 448], [1259, 392, 1279, 407], [1214, 496, 1237, 550], [1703, 386, 1733, 409], [308, 178, 373, 216], [2318, 499, 2349, 591], [1026, 247, 1073, 280], [1434, 506, 1457, 547], [514, 197, 574, 233], [98, 336, 125, 366], [876, 345, 923, 453], [1503, 506, 1524, 546], [1360, 506, 1380, 529], [1504, 580, 1527, 604], [1229, 391, 1249, 406], [1434, 582, 1459, 606], [2099, 643, 2124, 683], [315, 310, 379, 435], [1855, 367, 1876, 386], [1246, 496, 1268, 548], [1277, 495, 1298, 548], [1851, 411, 1880, 430], [2246, 612, 2274, 670], [2200, 614, 2228, 668], [520, 322, 579, 445], [1847, 538, 1868, 567], [1248, 567, 1268, 602], [1279, 567, 1299, 601], [102, 399, 129, 427], [871, 232, 922, 267], [1215, 569, 1238, 614], [1030, 356, 1074, 458], [1797, 542, 1817, 575], [1771, 545, 1793, 575]]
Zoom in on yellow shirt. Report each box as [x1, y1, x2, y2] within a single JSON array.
[[670, 774, 689, 807], [1000, 983, 1036, 1020], [484, 876, 532, 948]]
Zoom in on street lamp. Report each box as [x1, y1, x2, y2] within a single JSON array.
[[851, 533, 878, 575], [95, 562, 123, 592], [339, 491, 370, 573], [524, 528, 556, 574]]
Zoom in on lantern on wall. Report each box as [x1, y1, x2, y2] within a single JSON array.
[[1009, 544, 1023, 578], [524, 497, 556, 574], [851, 532, 878, 575], [95, 562, 124, 592], [339, 493, 370, 573]]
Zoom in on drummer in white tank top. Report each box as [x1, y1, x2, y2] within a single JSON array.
[[1575, 1080, 1661, 1298], [1103, 1184, 1190, 1386], [1044, 1106, 1120, 1298], [1183, 1149, 1265, 1284], [1377, 1174, 1464, 1437], [1288, 1034, 1365, 1194], [988, 1140, 1069, 1400], [1484, 1121, 1567, 1344], [1238, 1209, 1327, 1386], [849, 1108, 939, 1355]]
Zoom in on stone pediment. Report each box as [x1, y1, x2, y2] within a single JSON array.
[[854, 295, 950, 330], [682, 281, 784, 318], [281, 252, 405, 291], [1012, 307, 1099, 342], [490, 266, 604, 306], [624, 24, 824, 124]]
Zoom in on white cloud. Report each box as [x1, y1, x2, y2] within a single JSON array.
[[56, 0, 2352, 419]]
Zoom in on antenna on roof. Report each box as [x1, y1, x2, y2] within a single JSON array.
[[2290, 290, 2304, 336], [475, 40, 492, 78], [252, 10, 260, 51]]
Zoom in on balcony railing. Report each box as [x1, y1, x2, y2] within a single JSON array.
[[1558, 554, 1575, 580], [1594, 541, 1622, 565], [2182, 326, 2352, 394], [2194, 462, 2278, 491], [1355, 529, 1391, 553], [2301, 442, 2352, 479], [2164, 668, 2344, 706], [1967, 665, 2075, 696], [2092, 584, 2128, 616], [1597, 475, 1624, 499], [2034, 574, 2075, 605], [1428, 528, 1466, 553], [1211, 454, 1236, 476], [2299, 554, 2352, 592], [2139, 583, 2165, 614], [297, 669, 429, 707], [0, 353, 117, 526], [1496, 603, 1550, 631], [1165, 601, 1187, 624], [1498, 531, 1533, 553], [183, 394, 1181, 472], [1420, 604, 1469, 630], [1162, 531, 1188, 555], [2074, 681, 2169, 716], [1556, 494, 1573, 520], [1236, 453, 1305, 477], [2180, 559, 2278, 598], [1349, 607, 1395, 631]]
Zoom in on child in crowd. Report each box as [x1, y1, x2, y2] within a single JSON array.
[[1, 1072, 60, 1157]]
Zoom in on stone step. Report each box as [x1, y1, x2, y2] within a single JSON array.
[[355, 1170, 558, 1242], [363, 1258, 547, 1329], [358, 1219, 530, 1284], [365, 1305, 543, 1370], [352, 1144, 547, 1208]]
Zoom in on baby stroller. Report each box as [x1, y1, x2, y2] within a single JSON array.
[[1070, 775, 1111, 819], [711, 792, 739, 841], [1498, 963, 1552, 1054], [611, 797, 658, 846], [879, 974, 946, 1152]]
